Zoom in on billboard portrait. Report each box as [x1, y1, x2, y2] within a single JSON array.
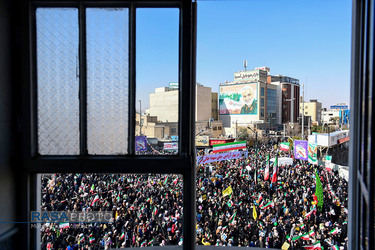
[[294, 140, 308, 161], [219, 83, 258, 115]]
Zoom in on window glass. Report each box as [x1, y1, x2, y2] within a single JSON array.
[[37, 8, 80, 155], [87, 8, 129, 155]]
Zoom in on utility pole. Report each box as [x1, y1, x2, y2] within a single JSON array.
[[139, 100, 142, 135], [302, 83, 305, 140]]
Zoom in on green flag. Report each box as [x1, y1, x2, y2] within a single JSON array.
[[315, 169, 324, 211]]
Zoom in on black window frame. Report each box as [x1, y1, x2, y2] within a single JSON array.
[[21, 1, 197, 249], [349, 0, 374, 249]]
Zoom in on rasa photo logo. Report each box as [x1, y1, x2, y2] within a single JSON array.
[[30, 211, 113, 228]]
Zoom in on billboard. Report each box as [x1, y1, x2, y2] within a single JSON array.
[[135, 136, 147, 151], [169, 82, 179, 89], [196, 136, 209, 147], [219, 83, 258, 115], [294, 140, 308, 161], [164, 142, 178, 151], [171, 136, 179, 142]]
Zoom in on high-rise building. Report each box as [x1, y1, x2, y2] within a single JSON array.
[[270, 75, 300, 125]]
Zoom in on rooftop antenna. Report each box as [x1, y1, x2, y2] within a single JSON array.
[[243, 60, 247, 71]]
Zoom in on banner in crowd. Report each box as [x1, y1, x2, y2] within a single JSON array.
[[308, 142, 318, 165], [135, 136, 147, 151], [212, 141, 246, 153], [164, 142, 178, 151], [280, 142, 290, 151], [294, 140, 308, 161], [197, 151, 248, 165]]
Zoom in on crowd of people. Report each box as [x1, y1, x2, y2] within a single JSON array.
[[40, 142, 348, 249]]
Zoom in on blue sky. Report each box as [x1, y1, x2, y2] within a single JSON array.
[[137, 0, 352, 110]]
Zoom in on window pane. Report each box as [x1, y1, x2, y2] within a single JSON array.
[[38, 173, 183, 248], [135, 8, 179, 155], [87, 8, 129, 155], [36, 8, 79, 155]]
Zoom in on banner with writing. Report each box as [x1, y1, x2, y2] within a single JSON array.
[[197, 151, 248, 165]]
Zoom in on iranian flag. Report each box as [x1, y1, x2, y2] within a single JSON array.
[[257, 193, 263, 204], [227, 200, 234, 208], [261, 201, 274, 209], [59, 222, 69, 229], [301, 233, 310, 241], [280, 142, 290, 151], [303, 241, 321, 249], [91, 194, 100, 206], [173, 177, 179, 185], [120, 232, 125, 240], [163, 176, 169, 185], [331, 245, 339, 250], [229, 212, 237, 224], [89, 236, 95, 244], [141, 241, 147, 247], [305, 206, 317, 218], [271, 155, 278, 183], [309, 230, 316, 237], [330, 228, 339, 235], [264, 165, 269, 181], [212, 141, 246, 153]]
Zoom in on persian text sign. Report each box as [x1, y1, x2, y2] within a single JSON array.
[[164, 142, 178, 151], [197, 151, 248, 165], [294, 140, 308, 161]]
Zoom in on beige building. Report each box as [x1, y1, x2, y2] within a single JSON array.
[[148, 83, 218, 123], [136, 113, 177, 139], [300, 99, 322, 124]]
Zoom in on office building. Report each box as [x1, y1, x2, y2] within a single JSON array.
[[300, 99, 323, 124], [270, 75, 300, 124]]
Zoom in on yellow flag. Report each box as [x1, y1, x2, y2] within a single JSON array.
[[115, 211, 118, 220], [222, 186, 233, 197], [202, 194, 207, 200], [281, 241, 290, 250], [202, 238, 211, 246], [253, 206, 257, 220]]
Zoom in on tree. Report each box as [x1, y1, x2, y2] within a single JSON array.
[[236, 127, 249, 141]]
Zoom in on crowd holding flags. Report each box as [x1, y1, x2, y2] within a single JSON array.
[[39, 140, 348, 249]]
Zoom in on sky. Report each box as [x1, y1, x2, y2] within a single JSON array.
[[136, 0, 352, 110]]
